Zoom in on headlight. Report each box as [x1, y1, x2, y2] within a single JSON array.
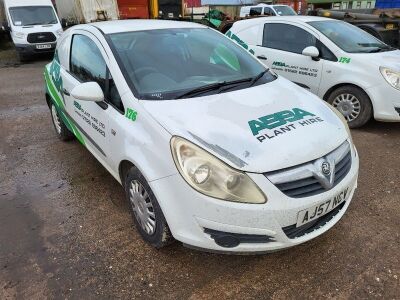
[[171, 136, 266, 204], [14, 31, 25, 39], [380, 67, 400, 90], [56, 29, 63, 37]]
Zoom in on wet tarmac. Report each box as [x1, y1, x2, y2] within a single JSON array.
[[0, 60, 399, 299]]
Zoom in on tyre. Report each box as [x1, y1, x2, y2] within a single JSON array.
[[50, 103, 74, 141], [327, 85, 372, 128], [17, 52, 29, 63], [124, 166, 174, 248]]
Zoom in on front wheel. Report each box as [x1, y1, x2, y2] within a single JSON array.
[[327, 85, 372, 128], [124, 167, 174, 248], [50, 103, 74, 141]]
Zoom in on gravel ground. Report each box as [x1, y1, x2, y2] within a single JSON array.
[[0, 58, 399, 300]]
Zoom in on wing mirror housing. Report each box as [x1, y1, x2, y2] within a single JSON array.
[[1, 21, 11, 32], [71, 82, 104, 102], [302, 46, 320, 60]]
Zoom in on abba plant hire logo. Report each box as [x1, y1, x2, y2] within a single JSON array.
[[248, 108, 325, 142]]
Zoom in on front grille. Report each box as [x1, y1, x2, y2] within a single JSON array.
[[27, 32, 56, 43], [282, 201, 346, 239], [265, 141, 352, 198]]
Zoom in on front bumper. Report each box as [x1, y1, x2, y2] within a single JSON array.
[[15, 42, 56, 55], [150, 147, 359, 253], [366, 83, 400, 121]]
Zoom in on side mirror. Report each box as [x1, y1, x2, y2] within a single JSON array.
[[71, 82, 104, 102], [61, 18, 68, 28], [2, 21, 10, 32], [302, 46, 320, 58]]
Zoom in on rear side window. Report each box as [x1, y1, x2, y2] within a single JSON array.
[[263, 8, 275, 16], [250, 7, 262, 16], [263, 23, 316, 54], [70, 34, 124, 113]]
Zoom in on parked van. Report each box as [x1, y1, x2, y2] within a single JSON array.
[[1, 0, 63, 61], [239, 4, 296, 18]]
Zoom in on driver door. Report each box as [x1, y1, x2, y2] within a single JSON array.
[[254, 22, 323, 94], [61, 31, 110, 162]]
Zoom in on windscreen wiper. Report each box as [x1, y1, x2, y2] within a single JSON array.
[[249, 70, 269, 87], [176, 77, 254, 99]]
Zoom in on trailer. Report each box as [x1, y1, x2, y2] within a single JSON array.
[[54, 0, 119, 25], [309, 9, 400, 48]]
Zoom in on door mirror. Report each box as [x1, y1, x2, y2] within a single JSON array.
[[302, 46, 319, 58], [71, 82, 104, 102], [1, 22, 11, 32]]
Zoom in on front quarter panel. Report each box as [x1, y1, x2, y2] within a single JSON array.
[[108, 93, 178, 183]]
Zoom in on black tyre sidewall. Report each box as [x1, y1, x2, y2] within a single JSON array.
[[327, 86, 372, 128], [124, 167, 173, 248], [50, 103, 74, 141]]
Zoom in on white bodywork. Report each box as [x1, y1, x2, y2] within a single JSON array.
[[239, 4, 296, 17], [3, 0, 62, 53], [54, 0, 119, 24], [44, 20, 359, 253], [228, 16, 400, 122]]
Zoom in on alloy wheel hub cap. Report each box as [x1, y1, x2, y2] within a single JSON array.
[[129, 180, 156, 235], [332, 93, 361, 122]]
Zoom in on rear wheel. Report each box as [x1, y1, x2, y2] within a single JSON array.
[[327, 85, 372, 128], [50, 103, 74, 141], [124, 166, 174, 248]]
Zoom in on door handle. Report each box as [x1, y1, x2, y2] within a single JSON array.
[[257, 55, 267, 60], [62, 88, 70, 96]]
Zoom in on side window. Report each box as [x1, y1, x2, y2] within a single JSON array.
[[263, 8, 274, 16], [56, 36, 70, 68], [263, 23, 316, 54], [250, 7, 262, 16], [70, 34, 124, 113]]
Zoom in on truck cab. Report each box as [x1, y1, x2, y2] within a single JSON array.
[[2, 0, 63, 61], [239, 4, 297, 18]]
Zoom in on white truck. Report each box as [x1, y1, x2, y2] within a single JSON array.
[[239, 4, 297, 18], [53, 0, 119, 26], [1, 0, 63, 61]]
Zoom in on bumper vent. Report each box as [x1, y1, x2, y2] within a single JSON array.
[[282, 201, 346, 239], [204, 228, 275, 248], [27, 32, 56, 43], [265, 141, 352, 198], [395, 107, 400, 116]]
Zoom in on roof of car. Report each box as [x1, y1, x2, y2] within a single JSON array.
[[86, 20, 206, 35], [234, 15, 337, 26]]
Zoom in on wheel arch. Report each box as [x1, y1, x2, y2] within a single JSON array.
[[323, 83, 374, 112], [119, 160, 136, 187]]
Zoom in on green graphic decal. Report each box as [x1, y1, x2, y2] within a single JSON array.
[[125, 108, 137, 121], [338, 57, 351, 64], [44, 64, 85, 145], [225, 30, 255, 55], [249, 108, 316, 136], [272, 61, 286, 67]]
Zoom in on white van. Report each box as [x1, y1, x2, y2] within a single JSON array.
[[239, 4, 297, 18], [44, 20, 358, 253], [1, 0, 63, 61]]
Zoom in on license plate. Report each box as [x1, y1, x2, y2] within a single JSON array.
[[296, 187, 349, 227], [36, 44, 52, 49]]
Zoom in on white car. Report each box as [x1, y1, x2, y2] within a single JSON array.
[[227, 16, 400, 128], [44, 20, 359, 253], [1, 0, 63, 61], [239, 4, 297, 18]]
